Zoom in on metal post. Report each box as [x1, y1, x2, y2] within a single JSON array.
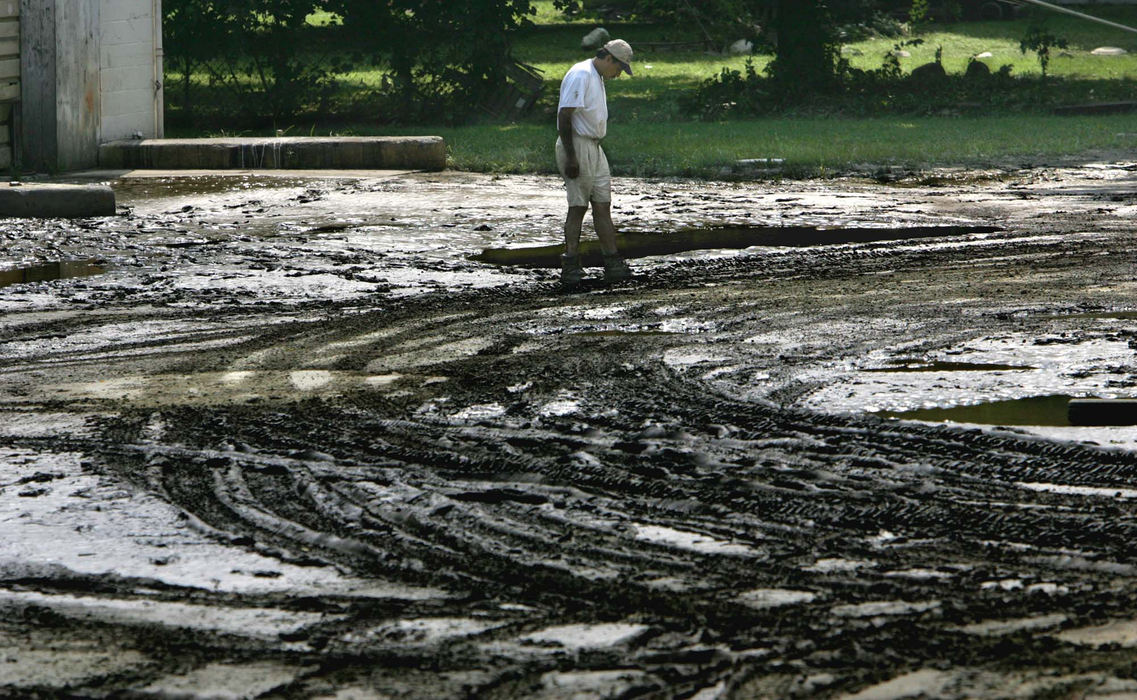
[[152, 0, 163, 138]]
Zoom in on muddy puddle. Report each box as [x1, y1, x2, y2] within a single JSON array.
[[879, 395, 1137, 428], [473, 223, 1001, 267], [0, 259, 106, 288], [863, 359, 1036, 372], [878, 394, 1075, 426], [1054, 310, 1137, 320], [110, 173, 312, 199], [4, 165, 1137, 698]]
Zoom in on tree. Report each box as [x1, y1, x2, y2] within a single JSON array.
[[325, 0, 537, 122], [165, 0, 539, 125], [613, 0, 844, 93], [163, 0, 228, 121], [1020, 23, 1068, 77], [765, 0, 841, 93], [229, 0, 338, 121], [624, 0, 764, 46], [679, 0, 900, 117], [164, 0, 336, 125]]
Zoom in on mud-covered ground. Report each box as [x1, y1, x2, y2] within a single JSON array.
[[3, 163, 1137, 699]]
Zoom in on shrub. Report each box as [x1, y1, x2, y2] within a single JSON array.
[[165, 0, 541, 127]]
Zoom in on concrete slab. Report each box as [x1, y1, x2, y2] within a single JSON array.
[[0, 182, 116, 218], [73, 168, 416, 181], [99, 136, 447, 171]]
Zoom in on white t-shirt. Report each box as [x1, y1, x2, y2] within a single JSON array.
[[558, 58, 608, 140]]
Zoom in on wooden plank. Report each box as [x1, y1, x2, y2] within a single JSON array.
[[0, 81, 19, 102], [0, 58, 19, 80], [0, 6, 15, 115]]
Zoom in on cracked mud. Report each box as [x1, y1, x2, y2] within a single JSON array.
[[3, 164, 1137, 698]]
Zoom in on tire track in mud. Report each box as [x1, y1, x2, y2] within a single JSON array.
[[18, 228, 1120, 695], [6, 217, 1137, 696], [85, 367, 1137, 695]]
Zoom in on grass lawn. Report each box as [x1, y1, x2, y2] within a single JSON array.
[[172, 2, 1137, 177], [843, 5, 1137, 77], [371, 114, 1137, 177]]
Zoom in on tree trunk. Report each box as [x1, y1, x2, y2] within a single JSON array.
[[769, 0, 836, 93]]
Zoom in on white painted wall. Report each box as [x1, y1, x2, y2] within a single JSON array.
[[99, 0, 161, 142], [53, 0, 100, 170], [20, 0, 162, 171]]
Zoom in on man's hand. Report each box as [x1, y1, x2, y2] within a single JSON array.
[[558, 107, 580, 179]]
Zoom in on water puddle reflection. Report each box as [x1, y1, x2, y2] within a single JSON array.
[[865, 360, 1035, 373], [571, 330, 675, 337], [878, 395, 1074, 426], [1055, 310, 1137, 320], [473, 225, 1001, 267], [0, 260, 107, 288], [112, 174, 309, 200], [880, 395, 1137, 427]]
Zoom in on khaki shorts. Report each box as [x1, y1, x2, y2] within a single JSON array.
[[556, 136, 611, 208]]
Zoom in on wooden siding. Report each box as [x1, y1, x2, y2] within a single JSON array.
[[0, 0, 16, 102], [0, 0, 16, 169]]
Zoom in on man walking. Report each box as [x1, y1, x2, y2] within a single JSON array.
[[556, 39, 634, 289]]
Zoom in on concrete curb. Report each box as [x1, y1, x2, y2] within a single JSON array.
[[99, 136, 448, 171], [0, 183, 116, 218]]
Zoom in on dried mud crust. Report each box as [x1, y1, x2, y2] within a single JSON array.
[[3, 167, 1137, 698]]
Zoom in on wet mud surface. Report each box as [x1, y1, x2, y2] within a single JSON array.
[[3, 164, 1137, 697]]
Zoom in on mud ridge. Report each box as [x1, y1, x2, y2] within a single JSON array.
[[5, 167, 1137, 697]]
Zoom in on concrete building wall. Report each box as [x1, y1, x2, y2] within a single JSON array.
[[100, 0, 161, 142], [54, 0, 100, 171], [20, 0, 160, 172]]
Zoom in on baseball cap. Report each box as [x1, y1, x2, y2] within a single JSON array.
[[604, 39, 634, 76]]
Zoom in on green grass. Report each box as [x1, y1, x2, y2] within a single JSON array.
[[528, 0, 592, 25], [171, 2, 1137, 177], [344, 115, 1137, 177], [512, 7, 1137, 114], [845, 12, 1137, 78]]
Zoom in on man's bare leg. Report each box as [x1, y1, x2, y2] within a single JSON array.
[[561, 205, 589, 288], [564, 205, 588, 256], [592, 200, 631, 281], [592, 201, 619, 255]]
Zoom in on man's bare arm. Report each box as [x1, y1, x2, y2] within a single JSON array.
[[558, 107, 579, 179]]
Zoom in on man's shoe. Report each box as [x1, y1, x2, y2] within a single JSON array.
[[561, 254, 584, 289], [602, 253, 632, 282]]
